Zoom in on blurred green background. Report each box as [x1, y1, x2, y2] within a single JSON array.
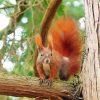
[[0, 0, 84, 100]]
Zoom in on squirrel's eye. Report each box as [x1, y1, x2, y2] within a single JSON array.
[[50, 53, 52, 56]]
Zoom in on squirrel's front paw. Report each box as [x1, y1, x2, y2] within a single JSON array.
[[39, 78, 45, 85], [45, 79, 53, 87], [39, 78, 53, 87]]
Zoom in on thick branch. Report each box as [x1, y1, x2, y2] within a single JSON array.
[[0, 73, 77, 100], [40, 0, 62, 45]]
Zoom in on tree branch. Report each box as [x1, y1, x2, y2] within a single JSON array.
[[0, 5, 15, 9], [0, 73, 77, 100], [40, 0, 62, 45]]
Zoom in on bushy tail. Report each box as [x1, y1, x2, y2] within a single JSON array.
[[49, 17, 82, 79]]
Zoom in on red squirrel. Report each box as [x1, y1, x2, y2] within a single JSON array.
[[35, 17, 82, 86]]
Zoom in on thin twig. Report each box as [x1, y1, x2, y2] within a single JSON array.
[[0, 5, 16, 9]]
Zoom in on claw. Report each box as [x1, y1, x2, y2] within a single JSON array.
[[39, 78, 53, 87], [39, 79, 45, 85], [45, 79, 53, 87]]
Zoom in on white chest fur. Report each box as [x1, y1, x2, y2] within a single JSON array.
[[43, 63, 50, 76]]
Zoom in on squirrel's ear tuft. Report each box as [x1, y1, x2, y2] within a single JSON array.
[[35, 34, 43, 51], [48, 34, 53, 50]]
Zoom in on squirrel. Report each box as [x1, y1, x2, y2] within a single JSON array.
[[35, 17, 82, 86]]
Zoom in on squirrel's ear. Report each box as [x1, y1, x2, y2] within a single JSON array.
[[48, 34, 53, 50], [35, 34, 43, 51]]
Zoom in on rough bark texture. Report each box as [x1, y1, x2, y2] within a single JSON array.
[[81, 0, 100, 100], [34, 0, 62, 76], [0, 73, 77, 100]]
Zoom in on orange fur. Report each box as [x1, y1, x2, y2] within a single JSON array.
[[35, 34, 43, 49], [48, 17, 82, 78]]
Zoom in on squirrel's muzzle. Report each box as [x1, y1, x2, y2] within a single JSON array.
[[44, 58, 50, 64]]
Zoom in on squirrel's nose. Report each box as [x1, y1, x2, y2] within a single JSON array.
[[44, 59, 50, 64], [46, 59, 49, 63]]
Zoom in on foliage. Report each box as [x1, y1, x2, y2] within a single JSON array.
[[0, 0, 84, 76], [0, 0, 84, 77]]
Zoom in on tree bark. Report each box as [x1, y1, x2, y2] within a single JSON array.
[[0, 73, 78, 100], [81, 0, 100, 100]]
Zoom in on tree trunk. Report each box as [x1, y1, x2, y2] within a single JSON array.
[[82, 0, 100, 100]]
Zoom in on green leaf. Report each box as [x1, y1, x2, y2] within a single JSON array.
[[0, 0, 3, 3]]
